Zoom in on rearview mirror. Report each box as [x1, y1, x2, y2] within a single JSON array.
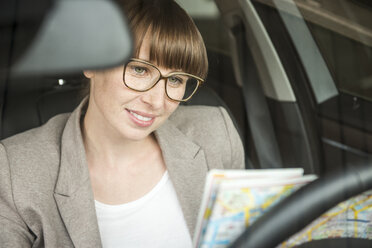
[[7, 0, 132, 76]]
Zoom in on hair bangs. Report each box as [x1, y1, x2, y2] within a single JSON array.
[[129, 0, 208, 79], [151, 28, 206, 78]]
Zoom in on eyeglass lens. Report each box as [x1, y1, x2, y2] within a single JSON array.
[[124, 61, 199, 101]]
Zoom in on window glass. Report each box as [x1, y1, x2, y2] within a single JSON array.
[[254, 0, 372, 162], [298, 0, 372, 102], [255, 0, 372, 102]]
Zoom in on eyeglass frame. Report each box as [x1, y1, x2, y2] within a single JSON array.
[[123, 58, 205, 102]]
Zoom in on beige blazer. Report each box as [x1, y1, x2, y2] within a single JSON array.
[[0, 100, 244, 247]]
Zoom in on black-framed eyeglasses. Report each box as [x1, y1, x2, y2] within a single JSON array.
[[123, 58, 204, 102]]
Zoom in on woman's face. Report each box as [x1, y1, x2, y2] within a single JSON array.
[[84, 36, 180, 142]]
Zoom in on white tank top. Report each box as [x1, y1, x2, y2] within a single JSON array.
[[95, 171, 192, 248]]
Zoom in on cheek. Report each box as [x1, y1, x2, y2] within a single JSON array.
[[93, 70, 133, 102], [164, 101, 180, 115], [92, 80, 118, 110], [91, 69, 121, 94]]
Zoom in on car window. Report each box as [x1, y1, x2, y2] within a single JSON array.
[[255, 0, 372, 102], [300, 0, 372, 102], [249, 0, 372, 175]]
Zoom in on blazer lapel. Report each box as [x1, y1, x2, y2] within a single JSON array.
[[54, 100, 102, 248], [155, 120, 209, 237]]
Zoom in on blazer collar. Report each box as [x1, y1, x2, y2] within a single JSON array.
[[54, 100, 208, 246]]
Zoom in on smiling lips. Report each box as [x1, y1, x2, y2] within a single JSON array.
[[126, 109, 156, 127]]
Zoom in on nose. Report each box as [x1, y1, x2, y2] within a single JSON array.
[[141, 78, 167, 109]]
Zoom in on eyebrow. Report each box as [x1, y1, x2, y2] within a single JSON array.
[[131, 58, 185, 74]]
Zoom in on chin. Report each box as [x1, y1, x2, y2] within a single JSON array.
[[120, 129, 154, 142]]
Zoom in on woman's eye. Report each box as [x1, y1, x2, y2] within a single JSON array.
[[168, 76, 183, 85], [129, 65, 147, 75], [134, 66, 146, 74]]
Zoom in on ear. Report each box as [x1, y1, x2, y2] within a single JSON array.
[[83, 70, 95, 79]]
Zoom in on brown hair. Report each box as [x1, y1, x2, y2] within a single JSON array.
[[118, 0, 208, 79]]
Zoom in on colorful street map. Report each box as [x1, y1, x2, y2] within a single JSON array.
[[279, 190, 372, 247], [193, 169, 317, 248]]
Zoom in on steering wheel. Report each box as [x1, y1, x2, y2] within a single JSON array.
[[230, 162, 372, 248]]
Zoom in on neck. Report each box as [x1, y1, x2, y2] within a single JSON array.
[[82, 103, 159, 170]]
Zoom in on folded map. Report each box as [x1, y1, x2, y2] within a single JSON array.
[[193, 168, 317, 248]]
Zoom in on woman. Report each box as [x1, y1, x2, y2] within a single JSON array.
[[0, 0, 244, 247]]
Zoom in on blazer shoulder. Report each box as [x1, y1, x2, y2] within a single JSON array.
[[0, 113, 72, 245], [169, 105, 245, 169], [0, 113, 70, 188], [2, 113, 70, 149], [170, 105, 235, 136], [170, 105, 228, 130]]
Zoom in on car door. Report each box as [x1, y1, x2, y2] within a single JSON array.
[[211, 0, 372, 176]]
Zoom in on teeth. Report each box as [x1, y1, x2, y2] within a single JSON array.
[[130, 111, 153, 121]]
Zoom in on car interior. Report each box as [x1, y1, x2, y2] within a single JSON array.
[[1, 0, 372, 247]]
